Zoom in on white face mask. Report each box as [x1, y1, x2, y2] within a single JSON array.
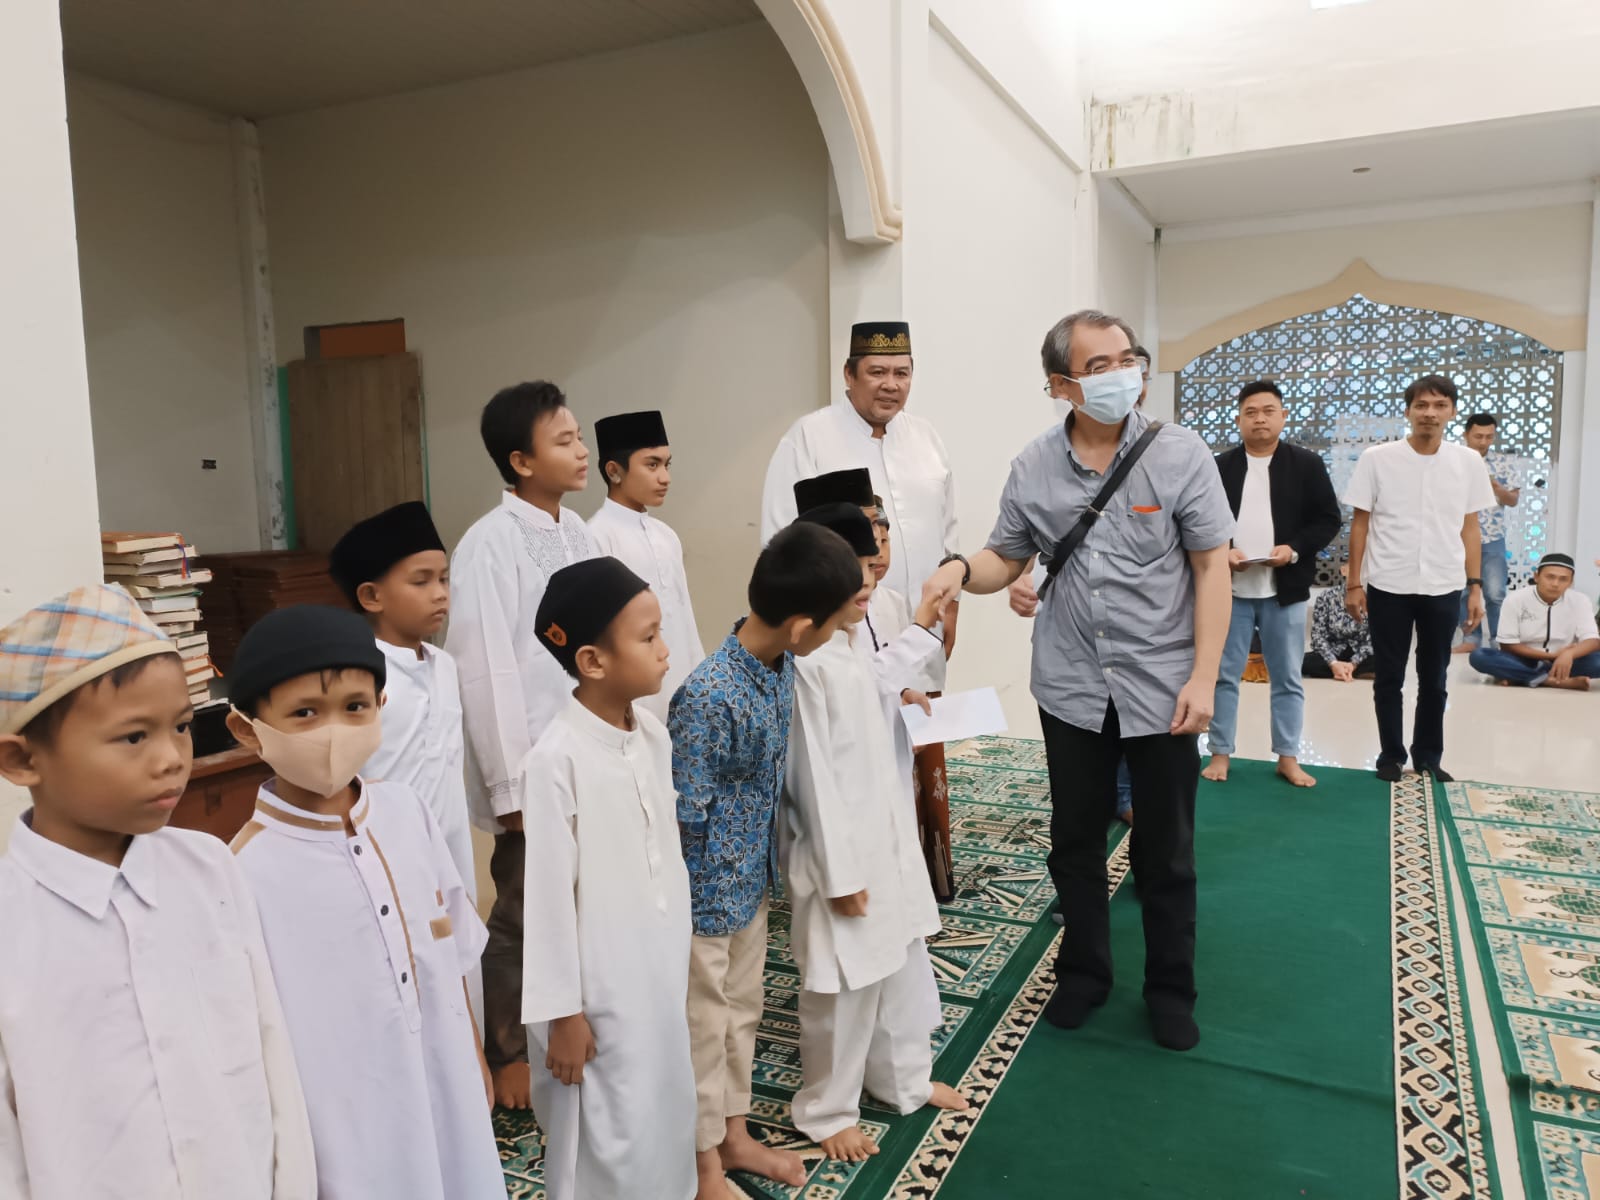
[[240, 712, 382, 799], [1074, 365, 1144, 424]]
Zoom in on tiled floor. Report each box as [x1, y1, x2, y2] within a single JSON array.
[[1217, 654, 1599, 793]]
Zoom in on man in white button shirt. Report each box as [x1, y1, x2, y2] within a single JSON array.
[[1344, 374, 1496, 783], [1469, 552, 1600, 689], [587, 409, 706, 723], [761, 321, 960, 891]]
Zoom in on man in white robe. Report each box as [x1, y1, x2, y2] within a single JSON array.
[[762, 323, 961, 896], [587, 409, 706, 723], [519, 558, 697, 1200]]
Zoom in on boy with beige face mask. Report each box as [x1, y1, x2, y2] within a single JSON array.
[[225, 605, 506, 1200]]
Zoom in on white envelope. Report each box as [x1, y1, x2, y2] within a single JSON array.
[[899, 687, 1008, 747]]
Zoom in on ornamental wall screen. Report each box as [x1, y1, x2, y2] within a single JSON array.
[[1175, 294, 1562, 590]]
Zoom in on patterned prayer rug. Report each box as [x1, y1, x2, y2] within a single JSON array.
[[1437, 778, 1600, 1199], [495, 735, 1114, 1198]]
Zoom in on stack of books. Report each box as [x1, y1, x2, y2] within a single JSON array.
[[101, 532, 217, 704], [205, 550, 346, 673]]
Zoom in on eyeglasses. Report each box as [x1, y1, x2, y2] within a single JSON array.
[[1044, 358, 1142, 388]]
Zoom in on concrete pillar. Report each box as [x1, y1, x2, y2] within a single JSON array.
[[0, 1, 103, 835]]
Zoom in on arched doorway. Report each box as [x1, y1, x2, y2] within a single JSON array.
[[1176, 293, 1562, 589]]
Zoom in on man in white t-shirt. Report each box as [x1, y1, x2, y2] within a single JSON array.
[[1344, 374, 1497, 783], [1205, 381, 1342, 789], [1469, 553, 1600, 689]]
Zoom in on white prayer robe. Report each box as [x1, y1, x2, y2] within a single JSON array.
[[865, 583, 942, 695], [232, 779, 503, 1200], [760, 398, 958, 688], [370, 638, 477, 902], [0, 816, 316, 1200], [585, 497, 707, 723], [446, 490, 594, 829], [519, 697, 697, 1200], [781, 629, 942, 996]]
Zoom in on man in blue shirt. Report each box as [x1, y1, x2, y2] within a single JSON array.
[[668, 522, 863, 1200]]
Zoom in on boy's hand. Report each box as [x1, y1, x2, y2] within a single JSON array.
[[901, 689, 933, 716], [546, 1013, 596, 1086], [913, 591, 943, 630], [830, 890, 869, 918]]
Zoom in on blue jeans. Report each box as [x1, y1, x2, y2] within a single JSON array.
[[1469, 646, 1600, 685], [1211, 596, 1307, 758], [1115, 760, 1132, 817], [1459, 537, 1509, 646]]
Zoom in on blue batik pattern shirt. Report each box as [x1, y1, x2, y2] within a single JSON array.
[[669, 621, 795, 937]]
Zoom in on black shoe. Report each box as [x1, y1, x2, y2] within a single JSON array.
[[1043, 987, 1106, 1030], [1420, 765, 1455, 783], [1148, 1008, 1200, 1051], [1376, 762, 1403, 784]]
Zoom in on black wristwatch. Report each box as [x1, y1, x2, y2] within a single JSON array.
[[1466, 577, 1484, 587], [939, 552, 971, 586]]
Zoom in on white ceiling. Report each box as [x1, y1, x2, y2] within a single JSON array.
[[61, 0, 762, 118], [1113, 108, 1600, 229]]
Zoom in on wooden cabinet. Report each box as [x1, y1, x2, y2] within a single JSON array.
[[171, 746, 272, 844]]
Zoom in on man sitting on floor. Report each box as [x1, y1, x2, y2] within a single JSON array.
[[1469, 553, 1600, 690], [1303, 566, 1376, 682]]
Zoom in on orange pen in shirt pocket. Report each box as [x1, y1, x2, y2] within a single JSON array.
[[1131, 505, 1162, 514]]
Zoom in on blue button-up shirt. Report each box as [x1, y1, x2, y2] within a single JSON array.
[[985, 409, 1234, 737], [669, 621, 795, 937]]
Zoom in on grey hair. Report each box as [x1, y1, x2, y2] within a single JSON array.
[[1041, 310, 1140, 379]]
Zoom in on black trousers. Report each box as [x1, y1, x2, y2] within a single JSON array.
[[1301, 652, 1377, 679], [482, 830, 528, 1069], [1040, 702, 1199, 1013], [1366, 586, 1457, 771]]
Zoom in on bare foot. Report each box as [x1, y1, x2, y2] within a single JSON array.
[[927, 1081, 969, 1112], [1201, 755, 1230, 782], [818, 1126, 879, 1162], [1546, 677, 1592, 691], [695, 1149, 736, 1200], [1452, 642, 1475, 655], [1277, 758, 1317, 788], [491, 1061, 532, 1110], [1117, 808, 1133, 827], [720, 1120, 807, 1186]]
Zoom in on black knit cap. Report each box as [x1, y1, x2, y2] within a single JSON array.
[[794, 468, 874, 514], [327, 501, 446, 607], [227, 605, 387, 713], [595, 410, 669, 471], [536, 556, 652, 676], [796, 502, 879, 558]]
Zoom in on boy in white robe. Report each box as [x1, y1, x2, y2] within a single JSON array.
[[781, 504, 968, 1162], [225, 605, 504, 1200], [329, 500, 476, 901], [519, 557, 697, 1200], [445, 379, 596, 1107], [0, 584, 315, 1200], [588, 409, 707, 723]]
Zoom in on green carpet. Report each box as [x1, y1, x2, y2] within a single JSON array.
[[1437, 779, 1600, 1199], [936, 759, 1424, 1200]]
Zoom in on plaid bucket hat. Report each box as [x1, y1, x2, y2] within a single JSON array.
[[0, 584, 177, 736]]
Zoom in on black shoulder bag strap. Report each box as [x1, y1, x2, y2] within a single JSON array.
[[1037, 421, 1165, 599]]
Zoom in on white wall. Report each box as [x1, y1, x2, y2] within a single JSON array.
[[1083, 0, 1600, 169], [0, 1, 105, 842], [261, 23, 830, 644], [1159, 203, 1593, 351], [66, 77, 262, 554], [905, 25, 1080, 738]]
